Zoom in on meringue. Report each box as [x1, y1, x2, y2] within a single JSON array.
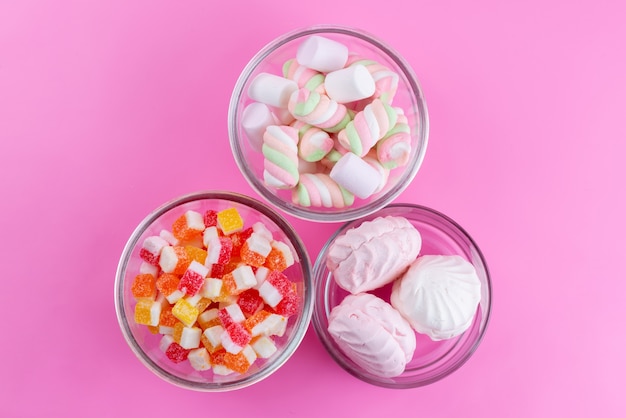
[[328, 293, 416, 378], [391, 255, 481, 341], [326, 216, 421, 294]]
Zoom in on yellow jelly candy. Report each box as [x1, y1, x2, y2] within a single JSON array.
[[217, 207, 244, 235], [172, 298, 199, 327]]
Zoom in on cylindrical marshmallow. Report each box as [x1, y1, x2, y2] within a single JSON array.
[[329, 152, 382, 199], [248, 73, 298, 108], [296, 35, 349, 73], [324, 65, 376, 103], [242, 103, 276, 152]]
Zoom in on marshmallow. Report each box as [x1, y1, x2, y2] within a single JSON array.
[[324, 64, 376, 103], [242, 102, 276, 152], [329, 152, 382, 199], [296, 35, 349, 72], [248, 73, 298, 108]]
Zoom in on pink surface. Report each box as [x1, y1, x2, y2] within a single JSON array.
[[1, 0, 625, 416]]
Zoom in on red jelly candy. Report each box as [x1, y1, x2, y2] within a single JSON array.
[[165, 342, 190, 363], [208, 263, 225, 278], [266, 270, 292, 296], [178, 269, 205, 296], [225, 322, 252, 347], [204, 210, 218, 228], [237, 289, 264, 317], [231, 228, 253, 256], [272, 291, 300, 317]]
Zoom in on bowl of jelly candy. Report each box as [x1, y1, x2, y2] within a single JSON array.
[[114, 191, 313, 391]]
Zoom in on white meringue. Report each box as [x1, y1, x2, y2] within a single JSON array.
[[391, 255, 481, 341], [328, 293, 416, 377]]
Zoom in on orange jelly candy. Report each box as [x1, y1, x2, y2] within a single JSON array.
[[131, 273, 157, 299]]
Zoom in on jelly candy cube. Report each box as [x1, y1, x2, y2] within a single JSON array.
[[218, 304, 246, 327], [210, 349, 234, 376], [156, 273, 184, 304], [230, 227, 253, 257], [200, 278, 223, 300], [197, 308, 220, 329], [205, 236, 233, 265], [272, 290, 300, 318], [217, 207, 244, 235], [165, 342, 190, 364], [203, 210, 218, 228], [244, 310, 286, 337], [188, 347, 211, 371], [172, 321, 185, 343], [159, 229, 179, 246], [140, 236, 169, 266], [202, 324, 225, 350], [195, 297, 212, 314], [184, 245, 207, 265], [131, 273, 157, 300], [202, 226, 219, 248], [139, 261, 160, 277], [172, 210, 205, 242], [178, 261, 208, 296], [172, 298, 200, 327], [159, 246, 191, 275], [258, 270, 292, 307], [251, 335, 277, 358], [264, 241, 295, 271], [134, 299, 161, 326], [221, 322, 252, 354], [224, 265, 257, 295], [206, 263, 225, 279], [254, 266, 270, 289], [223, 345, 257, 373], [159, 306, 178, 334], [237, 289, 264, 317], [240, 233, 272, 267], [252, 221, 273, 241], [179, 326, 202, 349]]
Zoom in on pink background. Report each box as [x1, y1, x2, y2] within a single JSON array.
[[1, 0, 624, 416]]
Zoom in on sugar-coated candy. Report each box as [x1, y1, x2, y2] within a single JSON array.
[[217, 207, 244, 235], [179, 326, 202, 349], [178, 260, 208, 296], [158, 306, 177, 335], [172, 321, 185, 343], [262, 125, 300, 189], [139, 261, 160, 277], [159, 334, 175, 353], [197, 308, 220, 329], [195, 297, 212, 313], [172, 298, 200, 327], [258, 270, 294, 308], [248, 72, 298, 108], [240, 233, 272, 267], [230, 227, 253, 257], [288, 88, 351, 133], [210, 350, 235, 375], [165, 341, 191, 364], [292, 173, 355, 208], [134, 299, 161, 326], [156, 273, 184, 304], [184, 245, 207, 265], [337, 99, 398, 157], [244, 310, 287, 337], [188, 347, 211, 371], [205, 236, 233, 265], [172, 210, 205, 242], [159, 229, 179, 246], [272, 290, 300, 318], [324, 64, 376, 104], [252, 221, 273, 242], [221, 322, 252, 354], [202, 325, 225, 351], [296, 35, 349, 73], [254, 266, 270, 289], [202, 226, 219, 248], [223, 345, 257, 373], [329, 152, 383, 199], [264, 241, 295, 271], [251, 336, 278, 358], [230, 264, 257, 292], [200, 277, 223, 300], [131, 273, 157, 300], [218, 303, 246, 326], [140, 236, 169, 266], [159, 245, 191, 275], [283, 58, 326, 93], [237, 289, 265, 317]]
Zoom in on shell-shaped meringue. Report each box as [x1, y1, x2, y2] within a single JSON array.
[[391, 255, 481, 341], [326, 216, 421, 294], [328, 293, 416, 378]]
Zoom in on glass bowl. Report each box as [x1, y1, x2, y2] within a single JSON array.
[[114, 191, 313, 391], [312, 204, 492, 388], [228, 25, 429, 222]]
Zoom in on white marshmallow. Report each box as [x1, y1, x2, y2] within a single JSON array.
[[329, 152, 382, 199], [296, 35, 349, 72], [270, 241, 295, 268], [324, 64, 376, 103], [242, 102, 276, 152], [251, 335, 277, 358], [270, 106, 296, 125], [245, 233, 272, 257], [188, 348, 211, 371], [179, 326, 202, 349], [248, 73, 298, 108]]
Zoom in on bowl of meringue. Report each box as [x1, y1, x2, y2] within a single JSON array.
[[312, 204, 492, 388]]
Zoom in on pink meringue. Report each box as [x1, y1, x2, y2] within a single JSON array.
[[328, 293, 416, 378]]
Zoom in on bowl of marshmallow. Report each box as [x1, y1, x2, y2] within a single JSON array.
[[312, 204, 492, 388], [228, 25, 429, 222]]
